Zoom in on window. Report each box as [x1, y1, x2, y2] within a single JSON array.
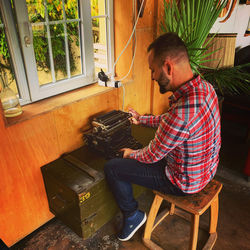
[[0, 0, 113, 104], [0, 12, 17, 93]]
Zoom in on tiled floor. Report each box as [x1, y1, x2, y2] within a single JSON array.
[[9, 105, 250, 250]]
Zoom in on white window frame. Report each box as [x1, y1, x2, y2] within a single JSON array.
[[0, 0, 31, 105], [0, 0, 114, 104], [91, 0, 114, 75]]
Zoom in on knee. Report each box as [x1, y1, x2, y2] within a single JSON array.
[[104, 158, 119, 176], [104, 158, 127, 178]]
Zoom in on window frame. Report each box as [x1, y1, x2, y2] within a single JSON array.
[[0, 0, 31, 105], [0, 0, 114, 104]]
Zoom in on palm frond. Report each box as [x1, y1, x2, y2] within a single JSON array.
[[160, 0, 250, 96], [202, 63, 250, 95], [160, 0, 226, 71]]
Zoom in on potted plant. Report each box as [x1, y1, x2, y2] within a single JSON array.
[[160, 0, 250, 98]]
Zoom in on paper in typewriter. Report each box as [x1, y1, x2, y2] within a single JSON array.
[[84, 110, 142, 159]]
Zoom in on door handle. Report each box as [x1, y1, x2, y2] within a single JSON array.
[[24, 21, 33, 47]]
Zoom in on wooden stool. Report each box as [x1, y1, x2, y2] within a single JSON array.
[[143, 179, 223, 250]]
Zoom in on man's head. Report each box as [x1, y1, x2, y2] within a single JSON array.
[[147, 32, 193, 93]]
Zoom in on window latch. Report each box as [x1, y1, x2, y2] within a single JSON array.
[[24, 22, 33, 47]]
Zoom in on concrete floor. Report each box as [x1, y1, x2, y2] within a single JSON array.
[[10, 108, 250, 250]]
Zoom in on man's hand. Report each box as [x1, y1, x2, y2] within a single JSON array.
[[128, 108, 141, 125], [120, 148, 134, 158]]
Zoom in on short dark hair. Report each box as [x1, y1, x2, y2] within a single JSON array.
[[147, 32, 189, 65]]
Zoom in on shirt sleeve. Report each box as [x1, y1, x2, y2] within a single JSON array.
[[139, 115, 163, 128], [130, 113, 190, 163]]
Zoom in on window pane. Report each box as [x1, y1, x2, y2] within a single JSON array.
[[67, 22, 81, 77], [65, 0, 79, 19], [27, 0, 45, 23], [91, 0, 105, 16], [47, 0, 63, 22], [26, 0, 82, 86], [92, 17, 107, 74], [33, 24, 52, 85], [51, 23, 67, 81], [0, 14, 19, 96]]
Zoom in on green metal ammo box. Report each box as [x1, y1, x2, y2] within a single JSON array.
[[41, 125, 155, 239]]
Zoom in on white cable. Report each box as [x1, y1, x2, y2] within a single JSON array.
[[112, 0, 145, 78], [119, 31, 137, 82], [116, 0, 144, 111], [119, 0, 138, 81]]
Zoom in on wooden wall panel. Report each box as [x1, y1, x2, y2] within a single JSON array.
[[0, 0, 166, 246], [114, 0, 133, 79], [136, 0, 157, 29], [0, 113, 59, 246], [0, 90, 119, 247], [54, 90, 119, 154], [119, 29, 153, 114], [116, 0, 160, 115], [156, 0, 165, 36], [151, 86, 172, 115]]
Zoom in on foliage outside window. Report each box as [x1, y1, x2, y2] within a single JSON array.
[[27, 0, 81, 85], [0, 11, 18, 95], [0, 0, 112, 104], [29, 0, 80, 75]]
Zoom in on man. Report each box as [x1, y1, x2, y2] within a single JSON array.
[[104, 32, 221, 241]]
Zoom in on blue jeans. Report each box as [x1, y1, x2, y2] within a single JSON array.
[[104, 158, 188, 218]]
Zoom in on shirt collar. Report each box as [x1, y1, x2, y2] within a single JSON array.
[[169, 75, 200, 106]]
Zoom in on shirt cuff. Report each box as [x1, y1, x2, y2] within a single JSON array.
[[139, 115, 148, 125], [129, 149, 140, 159]]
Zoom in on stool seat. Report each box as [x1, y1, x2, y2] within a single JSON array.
[[143, 179, 223, 250], [154, 179, 222, 215]]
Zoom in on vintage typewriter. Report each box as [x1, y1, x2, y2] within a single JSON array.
[[84, 110, 142, 159]]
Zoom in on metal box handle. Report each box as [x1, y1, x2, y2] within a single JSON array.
[[63, 155, 101, 182]]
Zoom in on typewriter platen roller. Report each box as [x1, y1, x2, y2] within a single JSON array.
[[84, 110, 142, 159]]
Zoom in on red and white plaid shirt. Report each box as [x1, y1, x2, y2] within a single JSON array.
[[130, 75, 221, 193]]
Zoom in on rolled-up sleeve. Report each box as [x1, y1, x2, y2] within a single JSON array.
[[139, 115, 163, 128], [130, 113, 190, 163]]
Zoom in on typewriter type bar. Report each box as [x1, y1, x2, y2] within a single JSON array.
[[84, 110, 142, 159]]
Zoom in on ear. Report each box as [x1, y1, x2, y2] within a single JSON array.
[[162, 59, 173, 77]]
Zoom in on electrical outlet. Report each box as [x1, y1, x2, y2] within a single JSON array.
[[98, 79, 122, 88]]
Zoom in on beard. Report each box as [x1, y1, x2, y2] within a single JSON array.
[[157, 71, 170, 94]]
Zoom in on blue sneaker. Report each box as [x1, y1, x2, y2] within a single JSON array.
[[117, 210, 147, 241]]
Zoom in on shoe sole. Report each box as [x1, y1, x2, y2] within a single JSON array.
[[118, 213, 147, 241]]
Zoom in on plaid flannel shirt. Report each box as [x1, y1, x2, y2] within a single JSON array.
[[129, 75, 221, 193]]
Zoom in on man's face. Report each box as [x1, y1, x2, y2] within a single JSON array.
[[148, 50, 170, 94], [157, 70, 170, 94]]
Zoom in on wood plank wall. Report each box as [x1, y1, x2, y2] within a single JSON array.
[[1, 1, 237, 246], [149, 0, 172, 115], [115, 0, 171, 115], [0, 91, 119, 246], [115, 0, 153, 114], [1, 1, 238, 246], [0, 0, 172, 246]]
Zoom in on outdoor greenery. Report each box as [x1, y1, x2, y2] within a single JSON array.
[[0, 0, 100, 78], [160, 0, 250, 96], [27, 0, 79, 75], [161, 0, 226, 74], [0, 19, 12, 74], [202, 64, 250, 95]]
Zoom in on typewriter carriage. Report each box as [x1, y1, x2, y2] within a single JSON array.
[[84, 110, 142, 159]]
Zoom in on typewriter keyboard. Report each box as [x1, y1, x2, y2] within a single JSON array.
[[111, 136, 142, 158]]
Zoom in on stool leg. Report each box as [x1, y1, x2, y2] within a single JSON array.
[[189, 214, 200, 250], [170, 203, 175, 215], [144, 194, 163, 240], [209, 196, 219, 234]]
